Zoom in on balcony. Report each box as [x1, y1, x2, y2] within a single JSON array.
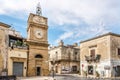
[[10, 44, 28, 50], [9, 40, 28, 50], [85, 54, 101, 62], [49, 57, 80, 63], [9, 35, 28, 50]]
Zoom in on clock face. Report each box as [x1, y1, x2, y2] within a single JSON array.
[[33, 16, 46, 24], [34, 30, 43, 39]]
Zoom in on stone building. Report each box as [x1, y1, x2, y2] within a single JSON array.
[[49, 40, 80, 74], [80, 32, 120, 77], [8, 29, 28, 77], [0, 22, 28, 76], [0, 22, 10, 75], [26, 12, 49, 76], [0, 3, 49, 76]]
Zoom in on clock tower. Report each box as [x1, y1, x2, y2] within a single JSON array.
[[27, 2, 49, 76]]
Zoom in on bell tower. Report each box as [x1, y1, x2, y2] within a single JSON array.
[[36, 2, 42, 16], [27, 2, 49, 76]]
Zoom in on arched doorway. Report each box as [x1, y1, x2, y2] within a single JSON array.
[[35, 54, 43, 76]]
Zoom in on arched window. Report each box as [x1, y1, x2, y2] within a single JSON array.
[[35, 54, 43, 58]]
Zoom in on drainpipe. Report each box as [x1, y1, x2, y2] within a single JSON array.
[[26, 43, 29, 77]]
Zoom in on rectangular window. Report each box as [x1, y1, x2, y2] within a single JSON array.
[[118, 48, 120, 55], [90, 49, 95, 57], [55, 51, 58, 60], [88, 66, 93, 75], [72, 66, 77, 72], [74, 52, 77, 60]]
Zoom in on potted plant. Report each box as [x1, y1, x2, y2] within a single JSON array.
[[1, 68, 8, 76], [83, 70, 87, 77], [96, 71, 100, 77]]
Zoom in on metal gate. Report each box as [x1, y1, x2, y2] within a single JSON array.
[[13, 62, 23, 76]]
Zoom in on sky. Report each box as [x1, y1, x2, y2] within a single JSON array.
[[0, 0, 120, 46]]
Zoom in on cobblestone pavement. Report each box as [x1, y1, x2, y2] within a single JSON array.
[[17, 74, 120, 80], [17, 74, 81, 80]]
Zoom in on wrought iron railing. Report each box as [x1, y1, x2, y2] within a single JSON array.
[[85, 54, 101, 62]]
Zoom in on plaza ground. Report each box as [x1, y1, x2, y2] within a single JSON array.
[[17, 74, 81, 80], [17, 74, 120, 80]]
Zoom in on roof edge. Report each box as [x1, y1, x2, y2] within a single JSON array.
[[0, 22, 11, 28], [80, 32, 120, 43]]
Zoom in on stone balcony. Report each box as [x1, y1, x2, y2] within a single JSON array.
[[85, 54, 101, 63], [49, 57, 80, 63]]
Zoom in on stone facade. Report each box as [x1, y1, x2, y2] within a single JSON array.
[[80, 33, 120, 77], [27, 13, 49, 76], [8, 48, 27, 77], [0, 23, 28, 76], [0, 5, 49, 76], [0, 22, 10, 75], [49, 40, 80, 74]]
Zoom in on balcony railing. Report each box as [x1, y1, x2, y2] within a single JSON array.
[[85, 54, 101, 62], [9, 41, 28, 50], [49, 57, 80, 62]]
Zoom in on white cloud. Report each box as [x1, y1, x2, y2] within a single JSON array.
[[0, 0, 46, 19], [55, 31, 74, 43], [0, 0, 120, 25], [45, 0, 120, 43], [46, 0, 120, 25]]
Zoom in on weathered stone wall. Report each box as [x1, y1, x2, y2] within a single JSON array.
[[28, 44, 49, 76], [0, 29, 3, 74], [80, 36, 110, 62], [80, 35, 111, 77], [110, 35, 120, 60], [49, 47, 62, 60], [8, 48, 28, 76], [110, 35, 120, 73], [49, 45, 80, 74], [27, 13, 49, 76], [0, 53, 3, 75], [0, 26, 8, 75]]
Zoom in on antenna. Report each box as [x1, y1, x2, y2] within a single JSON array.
[[36, 2, 42, 16]]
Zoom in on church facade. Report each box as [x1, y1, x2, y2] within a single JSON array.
[[0, 3, 49, 77]]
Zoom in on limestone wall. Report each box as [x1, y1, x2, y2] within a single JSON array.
[[80, 35, 111, 77], [0, 26, 8, 74], [28, 45, 49, 76], [80, 35, 110, 62], [110, 35, 120, 59], [7, 48, 28, 76], [49, 45, 80, 74]]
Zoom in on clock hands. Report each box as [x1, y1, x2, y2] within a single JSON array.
[[38, 33, 41, 36]]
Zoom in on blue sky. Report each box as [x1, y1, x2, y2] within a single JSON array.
[[0, 0, 120, 46]]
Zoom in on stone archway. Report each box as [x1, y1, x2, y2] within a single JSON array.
[[35, 54, 43, 76], [35, 54, 43, 58]]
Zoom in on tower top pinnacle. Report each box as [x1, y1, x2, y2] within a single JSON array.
[[36, 2, 42, 16]]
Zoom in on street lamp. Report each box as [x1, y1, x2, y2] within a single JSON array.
[[51, 58, 56, 80]]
